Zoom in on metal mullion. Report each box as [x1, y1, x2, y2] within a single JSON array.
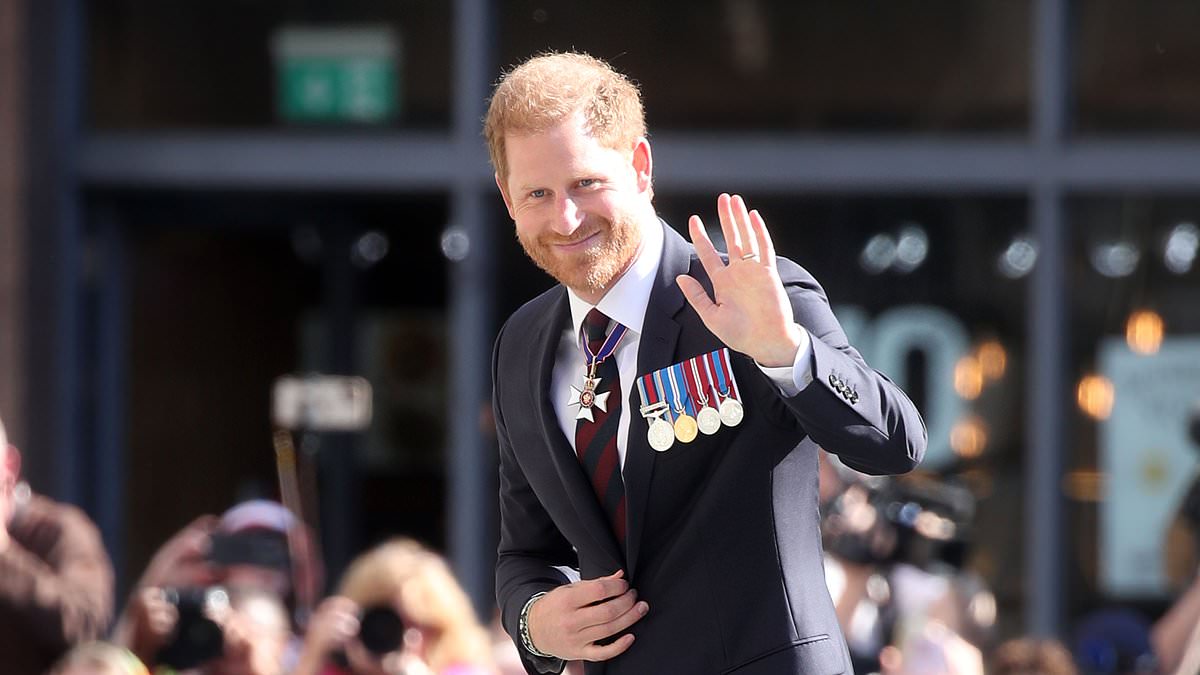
[[80, 133, 1200, 193], [447, 0, 495, 619], [1026, 0, 1070, 639]]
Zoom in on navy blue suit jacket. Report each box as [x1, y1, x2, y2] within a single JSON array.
[[493, 223, 926, 674]]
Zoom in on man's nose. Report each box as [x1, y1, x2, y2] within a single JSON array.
[[551, 196, 584, 234]]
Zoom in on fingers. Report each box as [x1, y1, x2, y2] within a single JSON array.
[[749, 208, 775, 264], [716, 193, 743, 259], [528, 570, 650, 662], [569, 571, 630, 608], [708, 193, 767, 264], [688, 215, 726, 277], [676, 275, 720, 330], [580, 632, 637, 661], [576, 588, 636, 630], [729, 195, 760, 261], [579, 594, 649, 644]]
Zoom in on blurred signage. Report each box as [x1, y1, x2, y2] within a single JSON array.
[[271, 26, 400, 124], [272, 375, 373, 431], [1099, 337, 1200, 597], [836, 304, 970, 469]]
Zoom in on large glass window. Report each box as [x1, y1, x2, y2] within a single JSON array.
[[116, 192, 452, 581], [1074, 0, 1200, 133], [88, 1, 451, 129], [499, 1, 1030, 132], [1065, 196, 1200, 623]]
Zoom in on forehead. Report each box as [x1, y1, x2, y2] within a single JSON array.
[[504, 114, 628, 183]]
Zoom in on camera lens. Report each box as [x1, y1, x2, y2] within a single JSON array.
[[156, 587, 226, 670], [358, 606, 404, 655]]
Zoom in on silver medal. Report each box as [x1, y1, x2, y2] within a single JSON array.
[[647, 418, 675, 451], [719, 397, 744, 427], [696, 406, 722, 435]]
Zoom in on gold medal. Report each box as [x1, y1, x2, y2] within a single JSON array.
[[674, 414, 698, 443]]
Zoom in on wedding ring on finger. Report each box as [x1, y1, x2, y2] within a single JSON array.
[[740, 253, 758, 261]]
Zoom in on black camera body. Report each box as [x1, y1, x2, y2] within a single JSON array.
[[822, 476, 974, 571], [358, 605, 405, 655], [329, 604, 405, 670], [156, 586, 228, 670], [208, 530, 291, 570]]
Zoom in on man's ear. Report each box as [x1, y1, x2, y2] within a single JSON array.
[[495, 173, 516, 220], [632, 137, 653, 195]]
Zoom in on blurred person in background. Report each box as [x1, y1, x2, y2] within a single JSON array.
[[0, 414, 115, 675], [294, 537, 495, 675], [113, 499, 320, 671], [215, 498, 324, 627], [118, 583, 291, 675], [486, 51, 925, 675], [1151, 568, 1200, 675], [820, 453, 994, 673], [1072, 608, 1156, 675], [988, 637, 1078, 675], [49, 641, 150, 675], [876, 619, 984, 675]]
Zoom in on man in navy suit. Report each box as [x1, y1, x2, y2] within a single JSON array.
[[485, 52, 926, 674]]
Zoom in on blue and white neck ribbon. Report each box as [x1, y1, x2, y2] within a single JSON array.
[[580, 322, 629, 375]]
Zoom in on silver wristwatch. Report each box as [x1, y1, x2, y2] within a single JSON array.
[[519, 591, 555, 659]]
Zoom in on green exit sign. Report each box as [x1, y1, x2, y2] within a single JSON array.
[[272, 27, 401, 124]]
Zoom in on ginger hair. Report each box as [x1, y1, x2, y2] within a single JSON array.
[[484, 51, 646, 184]]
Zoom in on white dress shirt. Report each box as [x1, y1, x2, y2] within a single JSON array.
[[551, 220, 815, 469]]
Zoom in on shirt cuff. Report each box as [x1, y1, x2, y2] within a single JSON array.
[[756, 326, 814, 397]]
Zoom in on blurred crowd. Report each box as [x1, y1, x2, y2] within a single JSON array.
[[5, 408, 1200, 675], [815, 449, 1200, 675]]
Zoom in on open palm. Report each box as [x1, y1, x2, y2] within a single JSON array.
[[676, 193, 805, 368]]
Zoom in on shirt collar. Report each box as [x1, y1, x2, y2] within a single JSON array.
[[567, 218, 664, 339]]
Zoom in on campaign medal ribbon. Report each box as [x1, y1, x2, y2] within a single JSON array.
[[707, 349, 744, 427], [638, 373, 675, 452], [667, 364, 699, 443], [653, 369, 681, 446], [686, 355, 722, 435], [568, 320, 629, 423]]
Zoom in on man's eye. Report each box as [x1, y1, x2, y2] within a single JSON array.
[[578, 179, 596, 188], [530, 189, 546, 198]]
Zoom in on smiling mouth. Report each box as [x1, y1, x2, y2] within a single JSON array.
[[552, 231, 600, 251]]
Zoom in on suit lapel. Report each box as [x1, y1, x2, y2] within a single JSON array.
[[531, 290, 624, 569], [625, 223, 691, 578]]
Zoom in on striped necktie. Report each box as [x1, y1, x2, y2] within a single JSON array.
[[575, 308, 627, 546]]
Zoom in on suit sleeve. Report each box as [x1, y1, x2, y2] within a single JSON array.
[[775, 258, 927, 475], [492, 320, 576, 675]]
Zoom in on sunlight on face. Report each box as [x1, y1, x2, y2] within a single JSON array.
[[501, 113, 650, 300]]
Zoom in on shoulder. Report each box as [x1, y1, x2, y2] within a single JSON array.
[[774, 255, 823, 291], [496, 286, 562, 351]]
